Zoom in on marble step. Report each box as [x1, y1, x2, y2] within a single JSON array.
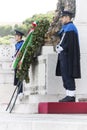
[[14, 93, 59, 103], [0, 94, 58, 114], [0, 113, 87, 130], [0, 102, 38, 114], [12, 103, 38, 114], [7, 94, 58, 114]]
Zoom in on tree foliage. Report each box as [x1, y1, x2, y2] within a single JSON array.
[[0, 25, 12, 37], [0, 11, 54, 44]]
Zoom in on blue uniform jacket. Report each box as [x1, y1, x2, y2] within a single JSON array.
[[15, 40, 24, 56]]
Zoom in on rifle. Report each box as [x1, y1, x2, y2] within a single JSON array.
[[6, 75, 25, 113]]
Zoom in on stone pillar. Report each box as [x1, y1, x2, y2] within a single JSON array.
[[74, 0, 87, 100]]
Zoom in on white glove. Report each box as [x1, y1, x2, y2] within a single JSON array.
[[56, 44, 63, 54]]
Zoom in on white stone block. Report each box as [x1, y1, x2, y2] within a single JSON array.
[[75, 24, 87, 53], [0, 123, 7, 130], [29, 95, 58, 103], [38, 61, 46, 88], [13, 103, 38, 114], [8, 122, 32, 130], [41, 46, 54, 55], [0, 84, 15, 103], [75, 0, 87, 23], [0, 73, 14, 84]]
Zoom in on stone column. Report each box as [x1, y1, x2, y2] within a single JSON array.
[[74, 0, 87, 100]]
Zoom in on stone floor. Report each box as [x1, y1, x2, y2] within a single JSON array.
[[0, 111, 87, 130]]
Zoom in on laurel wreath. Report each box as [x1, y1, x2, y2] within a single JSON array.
[[16, 19, 50, 83]]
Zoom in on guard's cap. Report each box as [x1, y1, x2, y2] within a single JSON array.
[[15, 30, 24, 36], [60, 11, 73, 18]]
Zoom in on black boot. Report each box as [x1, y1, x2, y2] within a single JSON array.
[[59, 96, 75, 102]]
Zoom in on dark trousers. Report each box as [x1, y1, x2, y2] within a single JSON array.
[[17, 80, 23, 94], [14, 69, 23, 94], [59, 52, 75, 91]]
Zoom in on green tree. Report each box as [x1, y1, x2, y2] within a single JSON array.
[[0, 25, 12, 36]]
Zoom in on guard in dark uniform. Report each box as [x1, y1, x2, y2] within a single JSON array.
[[55, 11, 81, 102], [14, 30, 24, 96]]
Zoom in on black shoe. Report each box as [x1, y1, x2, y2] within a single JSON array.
[[59, 96, 75, 102]]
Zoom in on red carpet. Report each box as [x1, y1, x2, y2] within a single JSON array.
[[38, 102, 87, 114]]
